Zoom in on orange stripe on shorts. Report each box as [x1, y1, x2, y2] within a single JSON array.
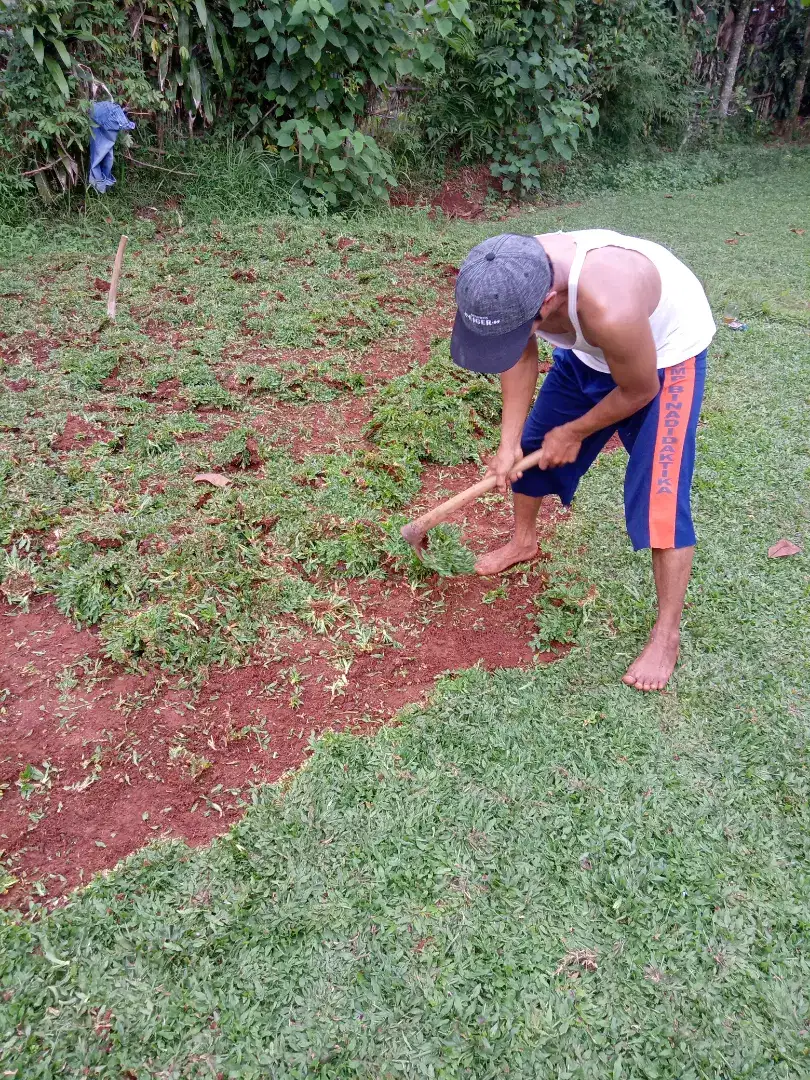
[[648, 357, 696, 549]]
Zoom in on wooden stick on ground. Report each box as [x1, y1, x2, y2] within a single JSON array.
[[123, 154, 197, 177], [107, 234, 129, 321]]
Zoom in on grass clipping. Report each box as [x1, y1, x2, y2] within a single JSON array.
[[384, 520, 476, 578], [420, 524, 476, 576]]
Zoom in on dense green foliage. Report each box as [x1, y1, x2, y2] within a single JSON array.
[[1, 155, 809, 1077], [578, 0, 696, 146], [413, 0, 597, 193], [2, 0, 808, 209], [1, 0, 474, 208], [0, 0, 157, 200], [366, 343, 500, 466], [228, 0, 469, 207]]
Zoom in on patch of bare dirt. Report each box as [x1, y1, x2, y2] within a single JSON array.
[[363, 297, 457, 379], [0, 332, 61, 371], [0, 463, 569, 908], [251, 396, 373, 460], [0, 252, 586, 910], [391, 165, 501, 220], [52, 415, 114, 452]]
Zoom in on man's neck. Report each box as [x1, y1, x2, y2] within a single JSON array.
[[538, 232, 575, 281], [537, 233, 575, 334]]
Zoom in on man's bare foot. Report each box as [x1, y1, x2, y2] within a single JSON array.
[[622, 629, 680, 692], [475, 539, 538, 576]]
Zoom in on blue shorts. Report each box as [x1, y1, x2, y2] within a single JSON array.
[[512, 348, 707, 550]]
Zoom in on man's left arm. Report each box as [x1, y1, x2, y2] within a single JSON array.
[[536, 312, 659, 470]]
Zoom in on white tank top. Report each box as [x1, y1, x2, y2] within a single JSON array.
[[536, 229, 716, 372]]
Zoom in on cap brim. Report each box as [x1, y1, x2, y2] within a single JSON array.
[[450, 311, 535, 374]]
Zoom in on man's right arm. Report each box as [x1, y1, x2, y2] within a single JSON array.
[[487, 335, 539, 492]]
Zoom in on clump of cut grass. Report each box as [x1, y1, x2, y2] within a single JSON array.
[[365, 340, 500, 465], [419, 524, 476, 577], [234, 354, 365, 402]]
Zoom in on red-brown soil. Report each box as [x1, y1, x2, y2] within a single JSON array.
[[0, 473, 566, 908], [250, 396, 374, 460], [0, 252, 577, 909], [0, 331, 61, 370], [5, 377, 35, 392], [52, 414, 114, 452], [391, 165, 501, 220]]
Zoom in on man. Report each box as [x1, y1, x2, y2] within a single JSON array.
[[450, 230, 715, 692]]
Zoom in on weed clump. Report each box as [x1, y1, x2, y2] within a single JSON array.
[[56, 347, 119, 391], [381, 518, 475, 580], [365, 341, 500, 466], [420, 525, 477, 577], [530, 566, 592, 651], [235, 354, 364, 402]]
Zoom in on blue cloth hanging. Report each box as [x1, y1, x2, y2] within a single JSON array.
[[88, 102, 135, 194]]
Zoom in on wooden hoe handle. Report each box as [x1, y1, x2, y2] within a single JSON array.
[[400, 447, 546, 548]]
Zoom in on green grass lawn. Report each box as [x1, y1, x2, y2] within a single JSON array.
[[0, 210, 486, 674], [1, 153, 809, 1078]]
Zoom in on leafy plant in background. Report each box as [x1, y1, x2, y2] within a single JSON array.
[[0, 0, 472, 208], [577, 0, 695, 148], [667, 0, 810, 133], [2, 0, 809, 212], [142, 0, 241, 131], [0, 0, 159, 197], [269, 117, 396, 210], [0, 0, 256, 198], [227, 0, 472, 208], [416, 0, 597, 194], [744, 0, 810, 125]]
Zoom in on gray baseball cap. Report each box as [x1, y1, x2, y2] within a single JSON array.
[[450, 233, 552, 374]]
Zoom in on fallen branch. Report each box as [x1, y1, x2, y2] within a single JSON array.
[[74, 62, 114, 102], [244, 110, 272, 137], [107, 235, 129, 322], [123, 154, 197, 177], [22, 160, 59, 178]]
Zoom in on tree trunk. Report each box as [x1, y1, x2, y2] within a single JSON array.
[[718, 0, 753, 116], [788, 11, 810, 137]]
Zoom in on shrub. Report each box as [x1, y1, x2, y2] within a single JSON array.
[[415, 0, 597, 195], [0, 0, 159, 195], [0, 0, 473, 210], [579, 0, 696, 149]]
